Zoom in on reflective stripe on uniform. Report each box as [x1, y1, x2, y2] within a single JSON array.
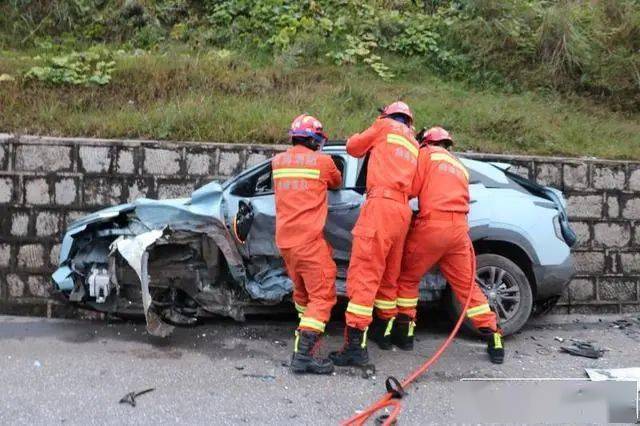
[[408, 321, 416, 337], [361, 327, 369, 348], [397, 297, 419, 308], [430, 152, 469, 180], [384, 317, 395, 337], [294, 330, 301, 353], [466, 303, 491, 318], [273, 168, 321, 179], [299, 316, 325, 333], [347, 302, 373, 317], [374, 299, 397, 310], [294, 302, 306, 314], [387, 134, 419, 158], [493, 332, 503, 349]]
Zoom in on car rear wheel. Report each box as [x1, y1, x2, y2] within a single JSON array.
[[447, 253, 533, 336]]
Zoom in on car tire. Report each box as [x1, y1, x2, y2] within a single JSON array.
[[446, 253, 533, 337]]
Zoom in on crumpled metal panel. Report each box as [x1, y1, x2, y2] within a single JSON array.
[[111, 229, 175, 337], [245, 267, 292, 302]]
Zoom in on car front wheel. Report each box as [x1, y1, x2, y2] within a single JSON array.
[[447, 253, 534, 336]]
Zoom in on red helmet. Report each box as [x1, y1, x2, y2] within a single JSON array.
[[288, 114, 328, 143], [421, 126, 454, 146], [381, 101, 413, 123]]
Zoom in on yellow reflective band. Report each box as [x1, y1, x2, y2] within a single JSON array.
[[467, 303, 491, 318], [430, 152, 469, 180], [387, 134, 419, 158], [347, 302, 373, 317], [374, 299, 397, 310], [384, 317, 395, 337], [273, 168, 320, 180], [294, 302, 306, 314], [294, 330, 300, 353], [397, 297, 419, 308], [494, 332, 503, 349], [299, 316, 326, 333], [298, 313, 304, 319], [362, 327, 368, 348], [408, 321, 416, 337]]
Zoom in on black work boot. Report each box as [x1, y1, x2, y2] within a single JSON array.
[[329, 326, 370, 367], [391, 314, 415, 351], [369, 316, 394, 350], [290, 330, 334, 375], [481, 328, 505, 364]]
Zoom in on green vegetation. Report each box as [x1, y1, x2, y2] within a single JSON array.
[[0, 1, 639, 159]]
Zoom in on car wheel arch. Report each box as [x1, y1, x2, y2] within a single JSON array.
[[473, 239, 537, 299]]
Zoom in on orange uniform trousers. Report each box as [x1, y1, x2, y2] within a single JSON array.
[[280, 236, 337, 333], [345, 194, 412, 330], [396, 213, 497, 331]]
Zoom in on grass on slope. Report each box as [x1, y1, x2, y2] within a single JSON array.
[[1, 48, 639, 160]]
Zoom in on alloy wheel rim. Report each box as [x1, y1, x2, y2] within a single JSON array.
[[476, 265, 521, 324]]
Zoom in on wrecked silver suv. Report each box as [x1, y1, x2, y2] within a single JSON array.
[[52, 143, 576, 337]]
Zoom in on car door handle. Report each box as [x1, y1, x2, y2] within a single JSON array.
[[328, 202, 360, 212]]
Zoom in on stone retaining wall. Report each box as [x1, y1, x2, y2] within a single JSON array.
[[0, 133, 638, 316]]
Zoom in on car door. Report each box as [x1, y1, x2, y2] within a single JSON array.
[[225, 154, 362, 259]]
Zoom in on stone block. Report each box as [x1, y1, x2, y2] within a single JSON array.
[[592, 164, 625, 190], [0, 177, 12, 203], [509, 165, 531, 180], [7, 274, 24, 297], [568, 278, 595, 302], [11, 213, 29, 236], [55, 178, 77, 205], [622, 198, 640, 219], [569, 304, 619, 315], [246, 152, 268, 168], [628, 166, 640, 191], [620, 252, 640, 273], [0, 244, 10, 268], [126, 178, 152, 202], [598, 278, 638, 302], [186, 153, 211, 175], [15, 144, 72, 172], [117, 148, 135, 174], [65, 211, 87, 227], [144, 148, 180, 175], [83, 178, 122, 206], [573, 251, 605, 274], [569, 221, 590, 248], [0, 143, 6, 170], [27, 276, 49, 298], [562, 163, 588, 190], [621, 304, 640, 313], [50, 243, 61, 267], [79, 146, 110, 173], [35, 211, 60, 237], [157, 183, 195, 199], [535, 163, 561, 188], [593, 222, 630, 248], [218, 150, 241, 176], [606, 195, 619, 218], [566, 195, 602, 219], [17, 244, 44, 269], [25, 178, 51, 205]]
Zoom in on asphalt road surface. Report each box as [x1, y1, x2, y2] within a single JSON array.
[[0, 311, 638, 425]]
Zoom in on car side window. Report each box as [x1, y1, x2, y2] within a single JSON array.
[[231, 163, 273, 197], [331, 155, 346, 188]]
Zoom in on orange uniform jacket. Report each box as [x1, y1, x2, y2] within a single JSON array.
[[273, 145, 342, 249], [412, 144, 470, 217], [347, 117, 418, 194]]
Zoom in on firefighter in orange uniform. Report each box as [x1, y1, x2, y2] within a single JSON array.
[[392, 127, 505, 364], [273, 114, 342, 374], [330, 102, 419, 367]]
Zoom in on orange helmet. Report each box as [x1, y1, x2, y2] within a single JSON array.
[[421, 126, 453, 146], [381, 101, 413, 124], [289, 114, 328, 142]]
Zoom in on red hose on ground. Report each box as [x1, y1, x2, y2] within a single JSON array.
[[341, 281, 475, 426]]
